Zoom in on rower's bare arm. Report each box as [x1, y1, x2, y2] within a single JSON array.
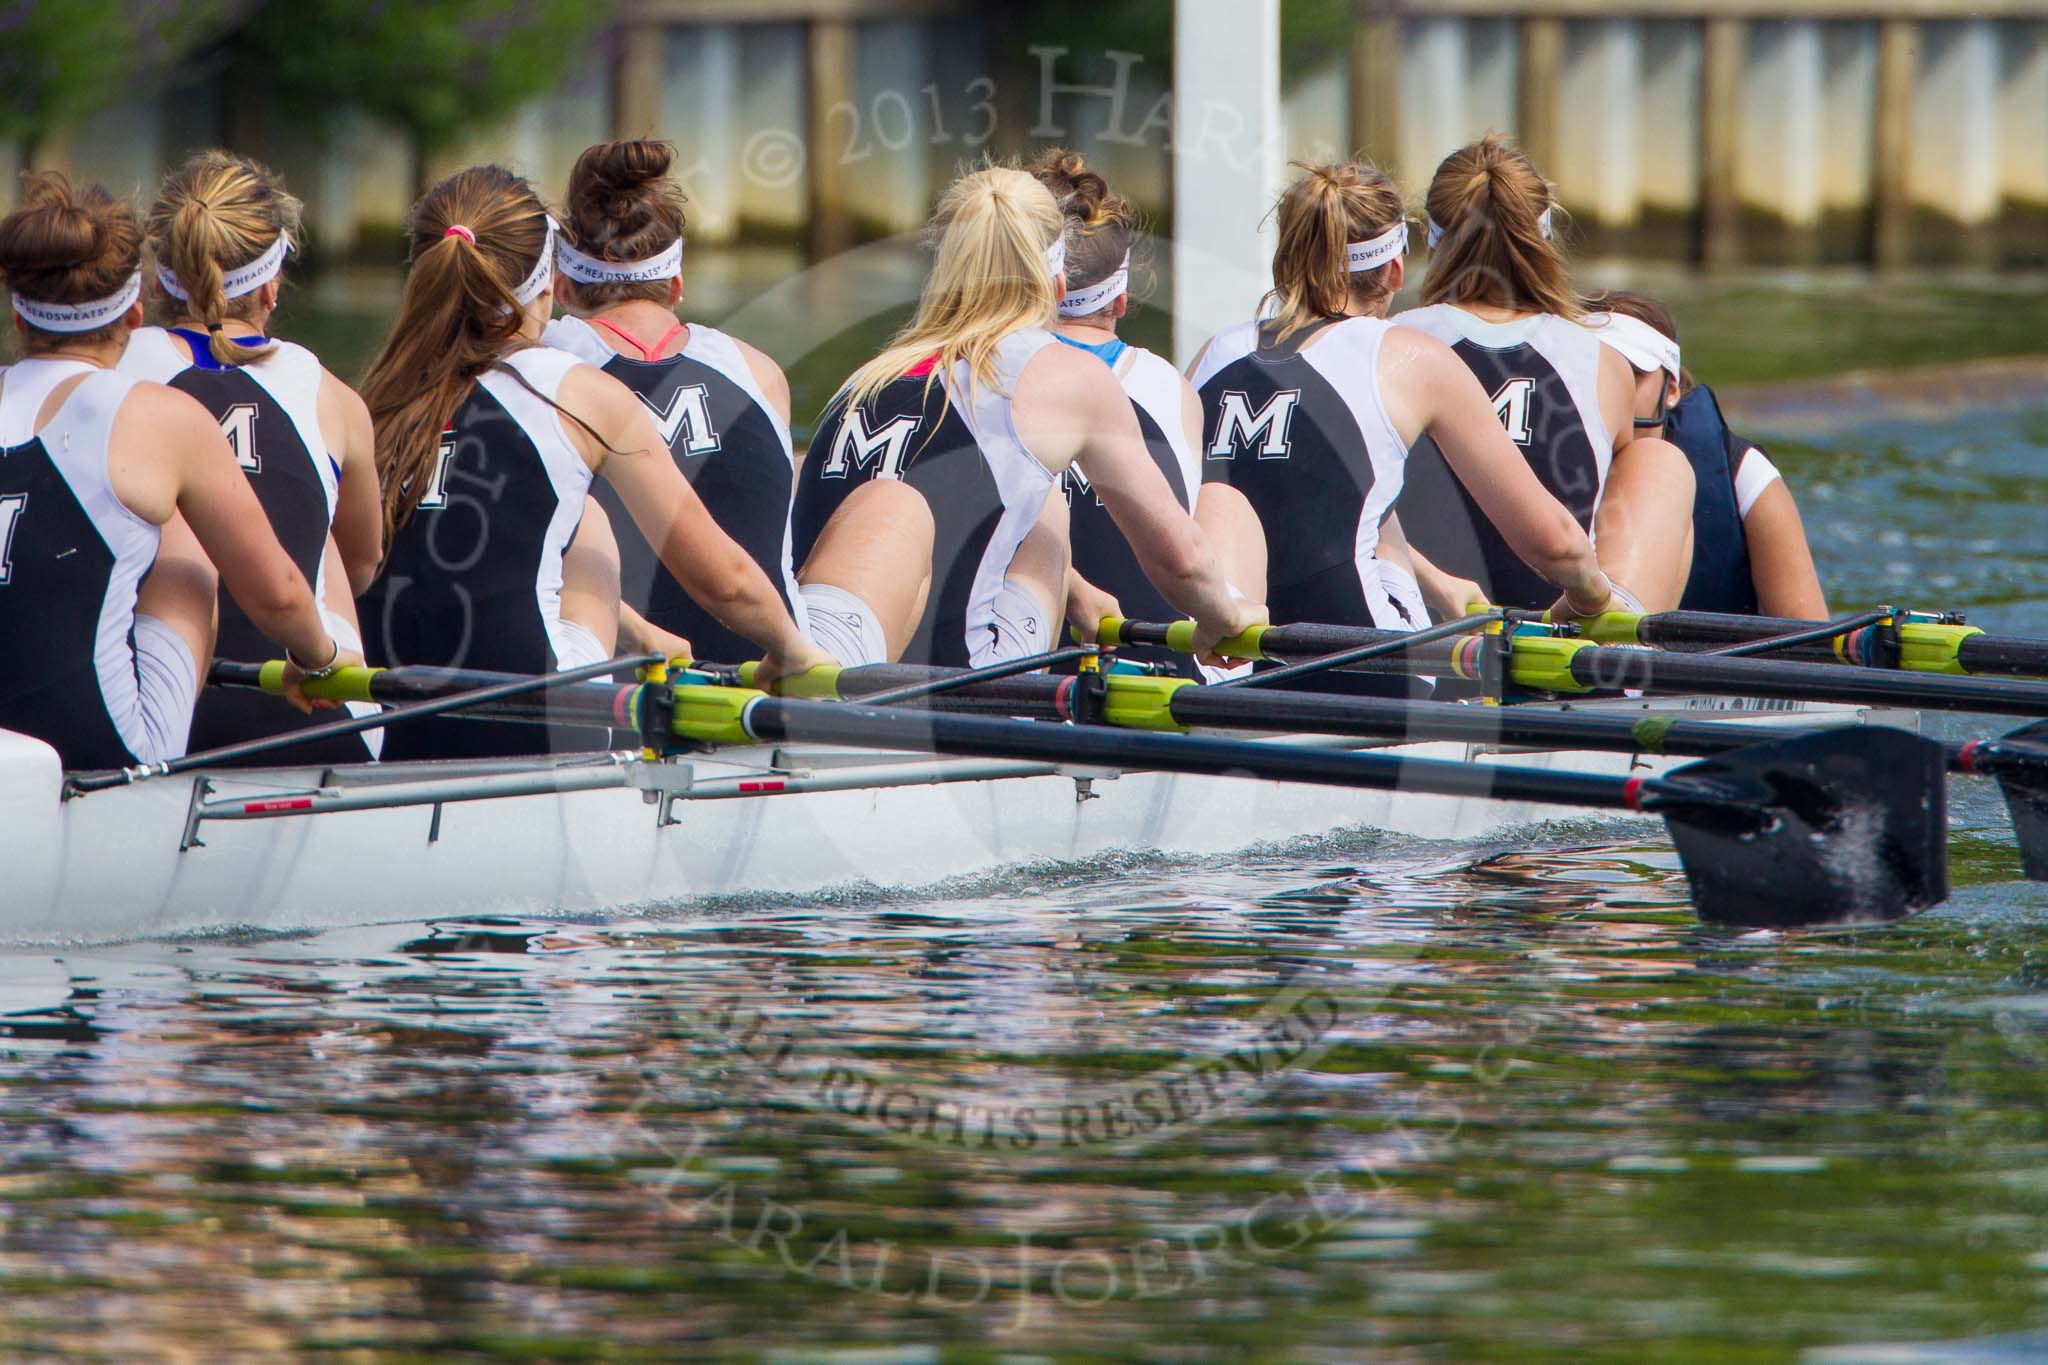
[[1399, 332, 1609, 606], [734, 337, 793, 430], [1018, 348, 1254, 645], [133, 385, 348, 684], [563, 364, 823, 676], [1596, 344, 1637, 453], [319, 368, 382, 595], [1065, 568, 1122, 640], [1384, 515, 1488, 621], [618, 604, 692, 666], [1743, 478, 1830, 620], [1192, 484, 1267, 605]]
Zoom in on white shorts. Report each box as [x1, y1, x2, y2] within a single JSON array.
[[126, 613, 199, 764], [322, 606, 382, 761], [982, 580, 1054, 664], [551, 618, 611, 670], [801, 583, 890, 667]]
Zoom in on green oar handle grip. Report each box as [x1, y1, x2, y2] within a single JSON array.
[[256, 660, 384, 703], [1162, 619, 1270, 660], [734, 661, 845, 699]]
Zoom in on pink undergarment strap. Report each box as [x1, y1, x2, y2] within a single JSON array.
[[592, 317, 687, 363]]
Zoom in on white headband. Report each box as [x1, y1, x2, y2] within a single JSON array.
[[557, 236, 682, 286], [1045, 237, 1066, 280], [1426, 205, 1553, 249], [10, 269, 143, 333], [157, 233, 291, 303], [1057, 250, 1130, 317], [1346, 222, 1407, 272], [1585, 311, 1682, 382], [510, 215, 560, 306]]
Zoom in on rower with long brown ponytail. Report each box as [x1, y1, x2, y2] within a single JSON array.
[[355, 164, 826, 762], [120, 150, 382, 764], [1396, 134, 1697, 614]]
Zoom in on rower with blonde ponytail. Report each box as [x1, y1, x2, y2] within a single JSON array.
[[1396, 133, 1698, 614], [354, 164, 826, 762], [121, 150, 383, 763], [790, 164, 1258, 670], [1187, 159, 1617, 694]]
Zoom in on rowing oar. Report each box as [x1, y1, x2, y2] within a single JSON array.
[[740, 661, 2048, 886], [1098, 618, 2048, 719], [1576, 607, 2048, 680], [223, 661, 1952, 929], [63, 653, 663, 794]]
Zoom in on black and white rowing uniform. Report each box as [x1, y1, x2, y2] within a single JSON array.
[[1666, 384, 1782, 616], [1054, 335, 1201, 677], [1392, 304, 1611, 609], [0, 359, 198, 769], [791, 330, 1060, 669], [1192, 317, 1427, 697], [542, 315, 801, 666], [119, 326, 374, 764], [358, 346, 610, 761]]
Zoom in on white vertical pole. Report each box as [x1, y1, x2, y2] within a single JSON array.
[[1742, 20, 1825, 230], [1172, 0, 1283, 369], [1402, 17, 1469, 187]]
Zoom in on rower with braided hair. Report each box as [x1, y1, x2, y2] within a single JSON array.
[[119, 150, 382, 763]]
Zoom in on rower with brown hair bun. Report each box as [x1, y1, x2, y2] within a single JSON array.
[[543, 138, 803, 668], [355, 164, 827, 761], [1396, 133, 1697, 616], [0, 173, 355, 770], [1188, 159, 1617, 694], [1027, 147, 1202, 676], [119, 150, 382, 764]]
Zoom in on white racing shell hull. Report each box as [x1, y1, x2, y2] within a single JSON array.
[[0, 698, 1901, 944]]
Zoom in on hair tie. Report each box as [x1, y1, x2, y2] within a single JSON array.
[[444, 225, 477, 245], [206, 321, 224, 333]]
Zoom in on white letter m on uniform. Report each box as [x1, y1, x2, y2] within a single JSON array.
[[1208, 389, 1301, 460], [822, 410, 921, 480]]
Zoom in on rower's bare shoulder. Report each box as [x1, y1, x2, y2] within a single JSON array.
[[113, 378, 219, 446], [732, 336, 792, 420]]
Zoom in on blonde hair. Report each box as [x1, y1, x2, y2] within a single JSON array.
[[839, 166, 1062, 411], [146, 150, 303, 368], [1421, 134, 1581, 321], [359, 165, 554, 542], [1265, 159, 1407, 344]]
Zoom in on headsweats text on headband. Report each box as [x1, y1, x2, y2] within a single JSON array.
[[1346, 222, 1407, 272], [1057, 250, 1131, 317], [557, 237, 683, 286], [157, 232, 292, 303], [10, 269, 144, 333]]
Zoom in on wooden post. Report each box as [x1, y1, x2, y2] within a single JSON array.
[[612, 19, 666, 139], [1348, 4, 1400, 175], [1698, 16, 1743, 266], [1872, 18, 1916, 267], [1516, 16, 1562, 171], [804, 17, 856, 260]]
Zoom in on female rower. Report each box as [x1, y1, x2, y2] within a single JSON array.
[[0, 175, 354, 769], [788, 166, 1256, 669], [121, 150, 381, 764], [543, 138, 803, 667], [1187, 160, 1617, 694], [1027, 147, 1201, 676], [1586, 290, 1828, 619], [355, 165, 826, 760], [1395, 135, 1696, 614]]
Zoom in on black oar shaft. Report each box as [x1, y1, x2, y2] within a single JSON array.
[[739, 697, 1641, 811], [1628, 611, 2048, 680]]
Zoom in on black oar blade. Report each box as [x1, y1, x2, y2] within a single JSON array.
[[1986, 722, 2048, 881], [1651, 727, 1949, 929]]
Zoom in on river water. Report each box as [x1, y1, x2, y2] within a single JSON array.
[[2, 264, 2046, 1360]]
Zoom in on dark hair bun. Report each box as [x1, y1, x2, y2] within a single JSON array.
[[1027, 147, 1121, 229], [0, 173, 141, 305]]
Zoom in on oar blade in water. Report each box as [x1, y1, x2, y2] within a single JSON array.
[[1650, 727, 1949, 929], [1983, 721, 2048, 881]]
